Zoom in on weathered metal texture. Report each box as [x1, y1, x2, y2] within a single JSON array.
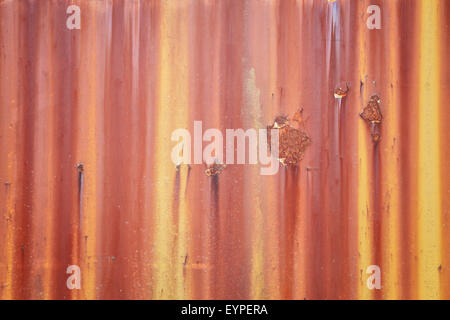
[[0, 0, 449, 300]]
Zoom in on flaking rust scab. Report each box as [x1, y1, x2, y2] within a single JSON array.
[[267, 108, 311, 166], [205, 162, 227, 177], [360, 95, 383, 143]]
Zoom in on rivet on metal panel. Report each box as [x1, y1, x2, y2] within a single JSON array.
[[334, 82, 349, 99]]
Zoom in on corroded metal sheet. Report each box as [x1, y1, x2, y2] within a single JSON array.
[[0, 0, 449, 299]]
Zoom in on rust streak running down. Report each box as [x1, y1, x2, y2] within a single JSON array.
[[0, 0, 449, 300]]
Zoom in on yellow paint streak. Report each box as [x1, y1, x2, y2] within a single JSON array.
[[381, 1, 401, 299], [263, 1, 281, 299], [417, 0, 441, 300], [357, 13, 373, 299], [176, 165, 190, 299], [357, 120, 373, 299], [243, 68, 264, 299], [153, 0, 189, 299]]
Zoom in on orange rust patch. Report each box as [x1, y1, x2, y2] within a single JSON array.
[[360, 95, 383, 124], [268, 110, 311, 166], [360, 95, 383, 143]]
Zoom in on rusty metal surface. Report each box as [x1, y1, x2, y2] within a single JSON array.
[[0, 0, 449, 299]]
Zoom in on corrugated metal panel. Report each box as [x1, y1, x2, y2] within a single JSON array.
[[0, 0, 449, 299]]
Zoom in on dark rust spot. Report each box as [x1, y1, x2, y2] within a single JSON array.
[[76, 162, 84, 173], [205, 162, 226, 176], [273, 115, 289, 128]]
